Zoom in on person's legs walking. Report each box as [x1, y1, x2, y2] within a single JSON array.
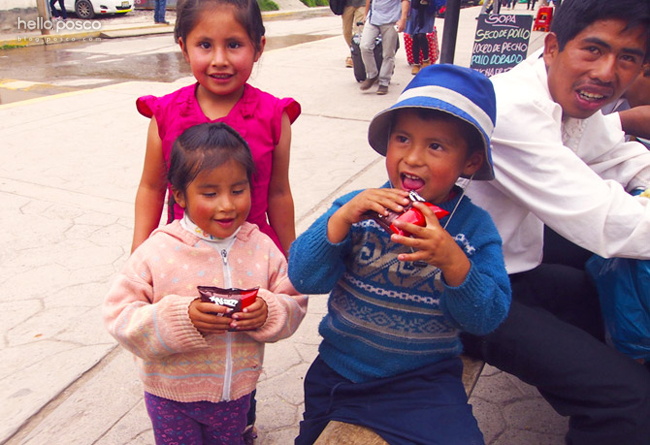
[[56, 0, 67, 20], [359, 22, 380, 89], [49, 0, 60, 18], [377, 22, 398, 92], [342, 5, 355, 67], [417, 33, 429, 64], [154, 0, 167, 23]]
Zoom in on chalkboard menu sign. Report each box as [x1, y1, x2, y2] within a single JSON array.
[[470, 14, 534, 77]]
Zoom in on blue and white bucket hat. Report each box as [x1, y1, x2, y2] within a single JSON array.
[[368, 64, 497, 181]]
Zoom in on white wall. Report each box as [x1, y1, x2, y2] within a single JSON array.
[[0, 0, 37, 11]]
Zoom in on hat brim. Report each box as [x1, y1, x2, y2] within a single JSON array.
[[368, 98, 495, 181]]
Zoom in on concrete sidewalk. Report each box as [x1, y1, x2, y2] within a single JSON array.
[[0, 6, 567, 444]]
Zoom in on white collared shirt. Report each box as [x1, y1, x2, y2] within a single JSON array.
[[466, 53, 650, 274]]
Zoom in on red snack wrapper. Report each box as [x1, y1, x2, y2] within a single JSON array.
[[365, 190, 450, 236], [197, 286, 259, 316]]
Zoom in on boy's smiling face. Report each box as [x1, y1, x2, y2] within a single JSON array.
[[385, 109, 484, 204]]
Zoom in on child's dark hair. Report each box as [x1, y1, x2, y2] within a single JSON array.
[[392, 108, 484, 157], [551, 0, 650, 62], [174, 0, 265, 54], [168, 122, 256, 198]]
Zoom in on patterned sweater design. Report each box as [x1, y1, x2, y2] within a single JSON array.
[[288, 187, 510, 383], [104, 221, 308, 403]]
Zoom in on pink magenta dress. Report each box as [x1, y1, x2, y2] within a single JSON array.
[[137, 83, 301, 250]]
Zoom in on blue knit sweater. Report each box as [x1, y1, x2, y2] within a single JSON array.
[[288, 186, 511, 383]]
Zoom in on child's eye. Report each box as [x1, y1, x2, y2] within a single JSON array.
[[232, 189, 244, 195], [199, 41, 211, 50], [393, 135, 408, 144], [228, 41, 243, 50], [202, 192, 216, 197], [428, 143, 443, 151]]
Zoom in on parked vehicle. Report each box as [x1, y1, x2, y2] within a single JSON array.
[[64, 0, 133, 19]]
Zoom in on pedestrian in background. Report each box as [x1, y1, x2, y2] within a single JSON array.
[[405, 0, 438, 75], [49, 0, 67, 20], [342, 0, 366, 67], [359, 0, 409, 95], [153, 0, 169, 24]]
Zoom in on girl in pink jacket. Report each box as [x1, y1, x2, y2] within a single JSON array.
[[104, 122, 307, 444]]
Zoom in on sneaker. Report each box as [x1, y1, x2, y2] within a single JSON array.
[[359, 75, 378, 91], [376, 84, 388, 95], [345, 56, 353, 68], [411, 64, 420, 75]]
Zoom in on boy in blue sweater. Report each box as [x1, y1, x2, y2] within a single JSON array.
[[288, 64, 511, 444]]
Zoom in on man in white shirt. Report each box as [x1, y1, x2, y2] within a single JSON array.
[[462, 0, 650, 443]]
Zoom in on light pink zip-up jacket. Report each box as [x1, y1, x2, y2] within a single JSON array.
[[103, 220, 307, 403]]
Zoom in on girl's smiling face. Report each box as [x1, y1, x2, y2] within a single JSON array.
[[179, 5, 264, 104], [173, 159, 251, 239], [385, 109, 483, 204]]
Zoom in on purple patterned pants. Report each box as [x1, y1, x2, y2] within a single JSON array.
[[144, 392, 251, 444]]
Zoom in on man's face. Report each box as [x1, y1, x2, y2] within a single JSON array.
[[544, 18, 647, 119]]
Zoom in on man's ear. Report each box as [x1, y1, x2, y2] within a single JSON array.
[[543, 32, 559, 66], [463, 151, 484, 178], [178, 37, 190, 64], [172, 188, 187, 209]]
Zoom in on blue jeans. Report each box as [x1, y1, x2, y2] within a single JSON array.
[[50, 0, 67, 19], [154, 0, 166, 23]]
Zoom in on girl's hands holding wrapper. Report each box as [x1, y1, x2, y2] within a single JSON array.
[[189, 286, 268, 335]]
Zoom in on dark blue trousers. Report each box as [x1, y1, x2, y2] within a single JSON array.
[[296, 355, 484, 445], [462, 228, 650, 445]]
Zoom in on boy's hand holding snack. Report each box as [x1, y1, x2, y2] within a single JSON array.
[[391, 201, 471, 287], [328, 188, 410, 243]]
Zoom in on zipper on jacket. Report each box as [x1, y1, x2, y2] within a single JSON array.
[[220, 247, 233, 401]]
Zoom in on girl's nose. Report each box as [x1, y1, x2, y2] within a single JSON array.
[[211, 47, 228, 66], [217, 195, 236, 212]]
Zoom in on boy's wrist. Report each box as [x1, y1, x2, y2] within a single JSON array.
[[327, 210, 352, 244]]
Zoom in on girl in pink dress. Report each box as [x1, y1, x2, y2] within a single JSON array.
[[132, 0, 301, 260]]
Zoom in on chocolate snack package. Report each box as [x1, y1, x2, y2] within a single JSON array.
[[365, 190, 450, 236], [197, 286, 259, 316]]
